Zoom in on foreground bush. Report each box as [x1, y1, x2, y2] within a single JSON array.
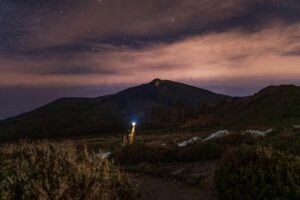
[[214, 146, 300, 200], [111, 142, 222, 165], [0, 140, 137, 200], [212, 133, 260, 146], [267, 132, 300, 156], [175, 142, 222, 162], [111, 143, 174, 165]]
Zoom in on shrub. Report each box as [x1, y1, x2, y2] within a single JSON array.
[[0, 140, 137, 200], [111, 143, 175, 165], [175, 142, 222, 162], [111, 142, 222, 165], [212, 133, 259, 146], [214, 146, 300, 200], [267, 132, 300, 156]]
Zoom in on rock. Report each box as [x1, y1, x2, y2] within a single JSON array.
[[203, 130, 230, 141], [242, 129, 272, 137], [178, 137, 202, 147], [96, 151, 111, 159], [170, 169, 185, 177], [293, 125, 300, 129]]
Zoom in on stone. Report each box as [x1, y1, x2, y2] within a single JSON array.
[[170, 169, 185, 177]]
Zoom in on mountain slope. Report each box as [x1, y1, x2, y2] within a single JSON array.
[[183, 85, 300, 128], [114, 79, 226, 106], [213, 85, 300, 126], [0, 79, 228, 140]]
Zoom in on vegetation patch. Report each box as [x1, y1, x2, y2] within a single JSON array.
[[111, 142, 222, 165], [265, 131, 300, 156], [111, 143, 175, 165], [0, 140, 137, 200], [214, 146, 300, 200], [211, 133, 260, 146], [175, 142, 222, 162]]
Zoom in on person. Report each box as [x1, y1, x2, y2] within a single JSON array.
[[122, 129, 131, 147], [122, 123, 136, 146]]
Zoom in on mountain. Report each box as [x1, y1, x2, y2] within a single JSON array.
[[216, 85, 300, 125], [0, 79, 228, 140], [184, 85, 300, 128]]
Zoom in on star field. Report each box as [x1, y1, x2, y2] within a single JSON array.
[[1, 0, 300, 119]]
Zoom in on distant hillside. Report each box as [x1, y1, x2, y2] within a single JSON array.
[[184, 85, 300, 128], [216, 85, 300, 125], [2, 80, 299, 141], [0, 79, 228, 140]]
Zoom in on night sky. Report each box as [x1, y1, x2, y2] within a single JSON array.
[[1, 0, 300, 119]]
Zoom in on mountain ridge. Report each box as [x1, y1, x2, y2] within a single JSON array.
[[184, 84, 300, 128], [1, 80, 300, 141], [0, 79, 228, 140]]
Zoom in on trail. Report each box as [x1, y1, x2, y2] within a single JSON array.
[[132, 173, 215, 200]]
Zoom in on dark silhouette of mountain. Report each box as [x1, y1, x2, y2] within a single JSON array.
[[215, 85, 300, 125], [0, 79, 228, 140], [2, 80, 299, 141], [184, 85, 300, 128]]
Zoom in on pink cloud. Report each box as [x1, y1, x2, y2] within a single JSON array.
[[1, 24, 300, 88]]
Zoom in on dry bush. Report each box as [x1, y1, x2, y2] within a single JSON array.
[[175, 141, 222, 162], [111, 142, 222, 165], [111, 143, 174, 165], [214, 146, 300, 200], [212, 133, 259, 146], [0, 140, 137, 200], [265, 131, 300, 156]]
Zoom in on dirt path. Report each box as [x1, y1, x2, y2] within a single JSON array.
[[132, 173, 215, 200]]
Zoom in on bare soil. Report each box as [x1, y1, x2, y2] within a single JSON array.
[[133, 174, 214, 200], [130, 161, 218, 200]]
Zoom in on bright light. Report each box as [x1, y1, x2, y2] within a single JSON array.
[[132, 122, 136, 126]]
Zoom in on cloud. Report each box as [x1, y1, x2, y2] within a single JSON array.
[[2, 0, 300, 55], [0, 0, 300, 89], [1, 0, 300, 119], [282, 48, 300, 56], [40, 65, 119, 75], [1, 23, 300, 88]]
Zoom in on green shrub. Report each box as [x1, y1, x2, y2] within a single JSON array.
[[0, 140, 137, 200], [214, 146, 300, 200]]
